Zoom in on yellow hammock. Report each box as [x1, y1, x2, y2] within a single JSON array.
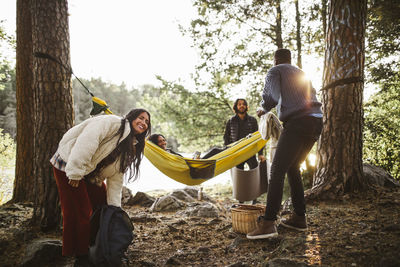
[[144, 131, 268, 185]]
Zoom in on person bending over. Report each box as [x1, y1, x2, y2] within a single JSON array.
[[50, 108, 151, 265]]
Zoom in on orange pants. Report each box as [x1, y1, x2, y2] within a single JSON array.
[[53, 167, 106, 256]]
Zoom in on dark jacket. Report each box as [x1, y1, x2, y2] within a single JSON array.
[[223, 114, 262, 155]]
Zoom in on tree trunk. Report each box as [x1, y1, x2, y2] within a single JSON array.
[[322, 0, 327, 39], [13, 0, 35, 203], [275, 0, 283, 48], [294, 0, 302, 68], [309, 0, 367, 200], [31, 0, 73, 231]]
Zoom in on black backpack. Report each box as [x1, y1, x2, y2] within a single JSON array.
[[89, 205, 134, 266]]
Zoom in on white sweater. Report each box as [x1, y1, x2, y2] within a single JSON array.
[[56, 115, 132, 207]]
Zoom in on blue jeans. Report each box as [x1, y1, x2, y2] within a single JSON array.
[[264, 116, 322, 220]]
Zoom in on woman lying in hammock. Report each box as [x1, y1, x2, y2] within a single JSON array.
[[148, 134, 183, 157], [148, 133, 226, 159]]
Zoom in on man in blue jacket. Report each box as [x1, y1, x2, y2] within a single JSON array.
[[247, 49, 323, 239]]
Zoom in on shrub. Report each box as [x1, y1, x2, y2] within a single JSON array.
[[0, 128, 15, 204]]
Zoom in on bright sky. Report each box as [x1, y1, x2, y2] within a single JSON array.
[[1, 0, 377, 99], [1, 0, 199, 89], [0, 0, 327, 92]]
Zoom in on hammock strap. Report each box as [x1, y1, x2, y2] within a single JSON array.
[[320, 76, 363, 91]]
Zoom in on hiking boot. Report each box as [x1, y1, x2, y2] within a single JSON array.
[[280, 213, 307, 231], [246, 216, 278, 239]]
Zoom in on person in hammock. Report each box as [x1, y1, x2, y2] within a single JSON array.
[[149, 134, 183, 157], [149, 133, 225, 159], [50, 108, 151, 266]]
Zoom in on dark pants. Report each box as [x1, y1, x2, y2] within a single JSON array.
[[236, 155, 258, 170], [264, 116, 322, 221], [53, 167, 107, 256]]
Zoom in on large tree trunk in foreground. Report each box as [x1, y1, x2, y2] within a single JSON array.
[[308, 0, 367, 200], [13, 0, 35, 203], [31, 0, 73, 231]]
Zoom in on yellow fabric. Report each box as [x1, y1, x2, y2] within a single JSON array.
[[144, 131, 268, 185], [92, 96, 113, 115]]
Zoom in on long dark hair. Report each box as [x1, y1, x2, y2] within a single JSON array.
[[148, 133, 165, 147], [117, 108, 151, 182], [85, 109, 151, 184]]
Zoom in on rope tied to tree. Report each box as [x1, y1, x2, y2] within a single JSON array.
[[33, 52, 112, 115], [320, 76, 364, 91]]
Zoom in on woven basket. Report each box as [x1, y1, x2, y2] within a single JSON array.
[[231, 204, 266, 234]]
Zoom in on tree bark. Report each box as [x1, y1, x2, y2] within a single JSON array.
[[274, 0, 283, 48], [31, 0, 73, 231], [322, 0, 328, 39], [309, 0, 367, 200], [13, 0, 35, 203], [294, 0, 302, 68]]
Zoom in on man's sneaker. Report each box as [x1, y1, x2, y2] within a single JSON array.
[[246, 216, 278, 239], [280, 213, 307, 231]]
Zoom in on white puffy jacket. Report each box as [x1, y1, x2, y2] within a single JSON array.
[[56, 115, 132, 207]]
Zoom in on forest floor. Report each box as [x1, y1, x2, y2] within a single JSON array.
[[0, 185, 399, 266]]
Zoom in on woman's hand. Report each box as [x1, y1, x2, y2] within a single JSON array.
[[68, 179, 80, 187]]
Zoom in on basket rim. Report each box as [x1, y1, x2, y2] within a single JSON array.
[[231, 204, 265, 213]]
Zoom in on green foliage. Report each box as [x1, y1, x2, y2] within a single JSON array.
[[140, 77, 233, 152], [0, 21, 17, 139], [0, 55, 16, 139], [366, 0, 400, 84], [367, 0, 400, 59], [363, 0, 400, 180], [72, 78, 142, 124], [0, 21, 16, 50], [184, 0, 325, 97], [185, 0, 277, 93], [0, 73, 142, 138], [363, 83, 400, 180], [300, 2, 326, 56], [0, 129, 16, 204], [165, 1, 327, 154]]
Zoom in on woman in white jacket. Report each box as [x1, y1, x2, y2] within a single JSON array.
[[50, 108, 151, 265]]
